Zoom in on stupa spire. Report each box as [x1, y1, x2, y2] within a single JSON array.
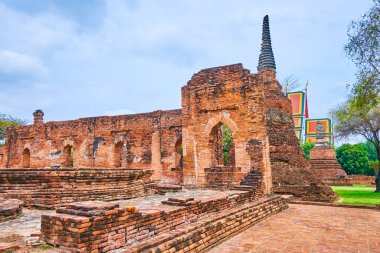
[[257, 15, 276, 72]]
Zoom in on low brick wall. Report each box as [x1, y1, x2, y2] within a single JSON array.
[[204, 166, 245, 187], [0, 198, 24, 222], [40, 189, 270, 252], [0, 168, 153, 209], [325, 175, 376, 186]]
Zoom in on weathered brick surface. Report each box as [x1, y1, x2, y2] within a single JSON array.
[[125, 196, 287, 253], [261, 71, 336, 202], [309, 146, 347, 179], [40, 190, 266, 252], [181, 64, 272, 193], [0, 198, 23, 222], [0, 168, 153, 209]]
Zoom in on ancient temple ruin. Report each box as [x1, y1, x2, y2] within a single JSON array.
[[0, 15, 342, 253], [0, 15, 336, 203]]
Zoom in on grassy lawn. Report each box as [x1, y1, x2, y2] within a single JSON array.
[[332, 184, 380, 205]]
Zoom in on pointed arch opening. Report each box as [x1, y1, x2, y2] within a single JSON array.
[[22, 148, 31, 168], [209, 123, 235, 167], [63, 145, 74, 167]]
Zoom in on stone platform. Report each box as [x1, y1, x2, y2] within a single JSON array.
[[0, 168, 153, 209], [39, 188, 285, 252]]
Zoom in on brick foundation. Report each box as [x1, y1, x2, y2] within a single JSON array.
[[126, 196, 287, 253], [40, 189, 272, 252], [0, 168, 153, 209], [0, 198, 23, 222], [310, 146, 347, 179]]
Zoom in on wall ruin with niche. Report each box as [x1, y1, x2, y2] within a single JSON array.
[[5, 110, 182, 183]]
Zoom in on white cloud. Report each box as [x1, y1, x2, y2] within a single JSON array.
[[0, 0, 374, 125], [0, 49, 48, 78]]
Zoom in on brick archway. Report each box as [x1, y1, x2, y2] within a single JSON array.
[[204, 113, 238, 136]]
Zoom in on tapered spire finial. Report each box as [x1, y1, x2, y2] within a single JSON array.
[[257, 15, 276, 72]]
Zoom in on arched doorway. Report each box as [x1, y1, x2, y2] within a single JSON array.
[[113, 141, 124, 168], [174, 138, 183, 169], [209, 123, 235, 167], [22, 148, 31, 168], [63, 145, 74, 167]]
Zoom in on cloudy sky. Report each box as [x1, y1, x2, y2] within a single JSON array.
[[0, 0, 373, 123]]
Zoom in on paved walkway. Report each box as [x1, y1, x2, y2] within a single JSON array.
[[208, 204, 380, 253]]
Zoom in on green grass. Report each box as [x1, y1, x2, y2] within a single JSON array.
[[332, 184, 380, 205]]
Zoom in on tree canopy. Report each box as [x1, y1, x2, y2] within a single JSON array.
[[336, 143, 375, 176], [344, 0, 380, 99], [333, 0, 380, 191], [0, 114, 27, 145]]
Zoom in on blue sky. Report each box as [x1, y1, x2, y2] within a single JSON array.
[[0, 0, 373, 123]]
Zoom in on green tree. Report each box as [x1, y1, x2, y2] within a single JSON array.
[[300, 142, 315, 160], [358, 141, 379, 161], [0, 114, 27, 145], [332, 98, 380, 191], [344, 0, 380, 98], [336, 144, 374, 176], [336, 0, 380, 191]]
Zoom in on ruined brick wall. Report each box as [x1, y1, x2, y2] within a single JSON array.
[[5, 110, 181, 182], [262, 70, 336, 201], [262, 70, 321, 184], [181, 64, 272, 192], [40, 190, 271, 252]]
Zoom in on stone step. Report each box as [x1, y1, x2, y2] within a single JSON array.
[[231, 185, 255, 192], [123, 196, 288, 253]]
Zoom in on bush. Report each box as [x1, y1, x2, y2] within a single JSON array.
[[336, 144, 374, 175]]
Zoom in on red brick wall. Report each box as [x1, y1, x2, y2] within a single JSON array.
[[325, 175, 376, 186], [5, 110, 181, 183]]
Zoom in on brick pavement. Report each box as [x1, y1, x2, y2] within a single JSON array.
[[207, 204, 380, 253]]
